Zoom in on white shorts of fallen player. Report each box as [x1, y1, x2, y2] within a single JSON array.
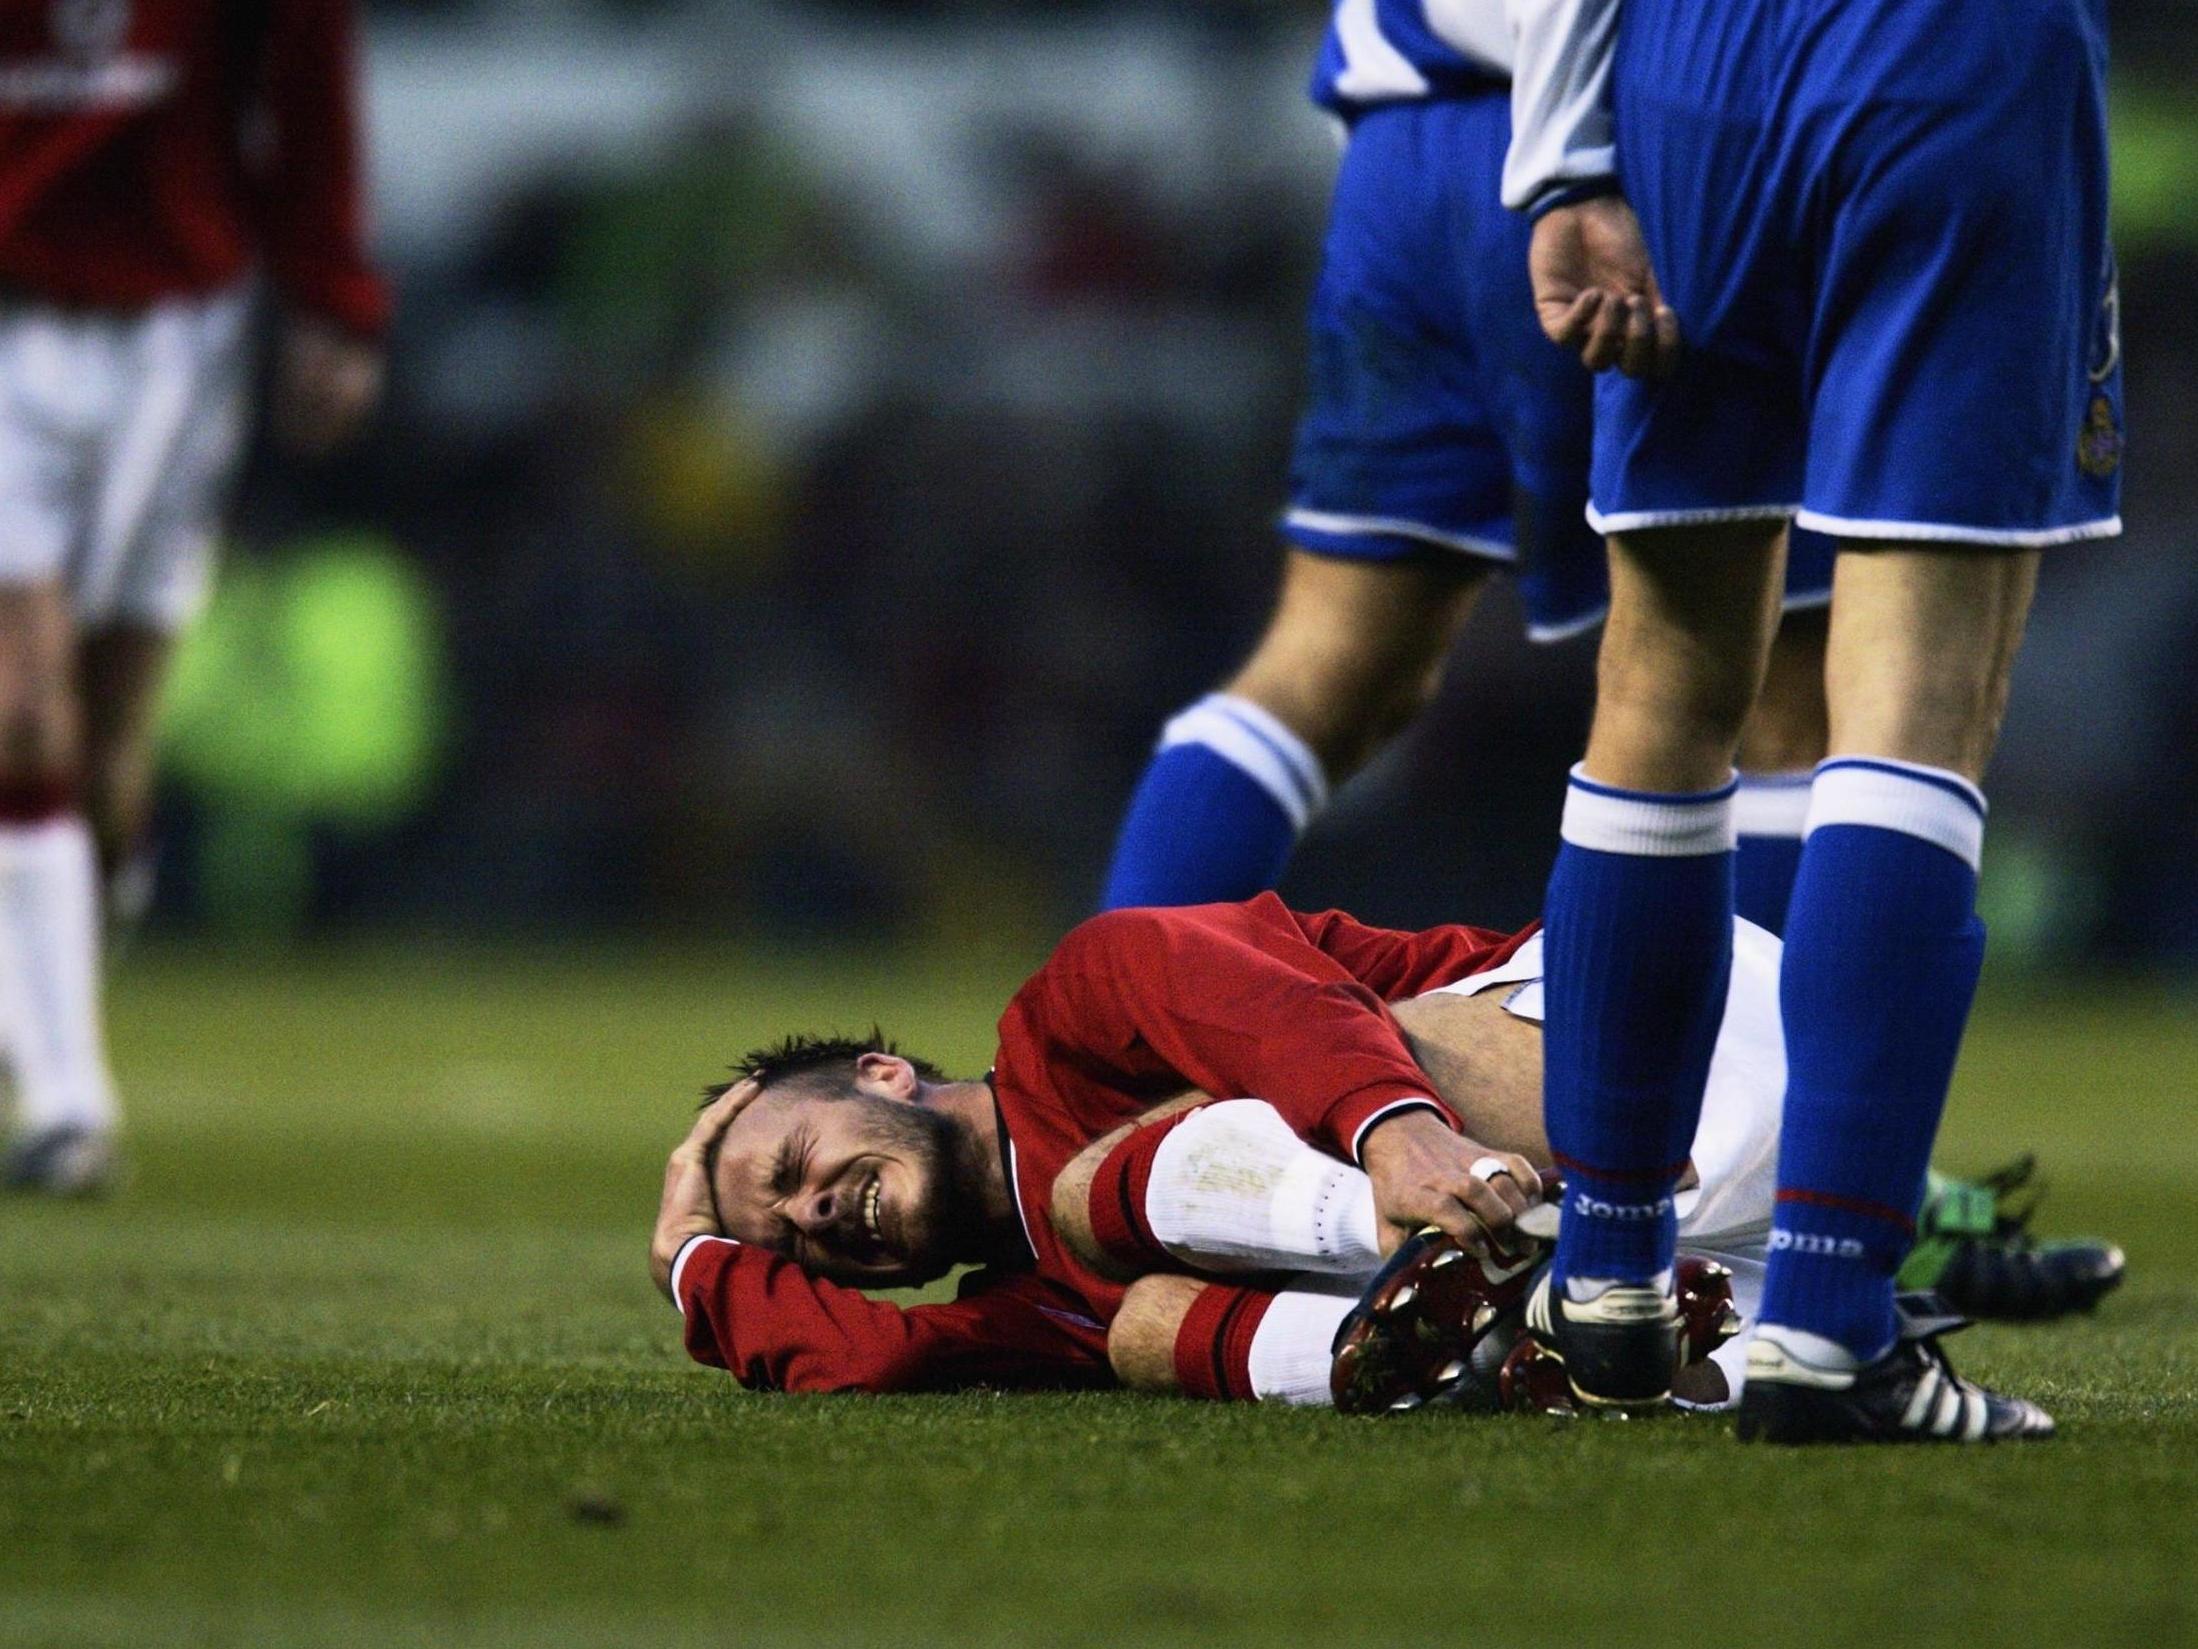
[[1210, 920, 1782, 1402], [1420, 918, 1784, 1397], [0, 281, 253, 632]]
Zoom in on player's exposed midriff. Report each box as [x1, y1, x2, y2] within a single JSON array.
[[1390, 986, 1547, 1162]]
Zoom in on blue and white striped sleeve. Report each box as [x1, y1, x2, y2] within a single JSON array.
[[1501, 0, 1621, 214]]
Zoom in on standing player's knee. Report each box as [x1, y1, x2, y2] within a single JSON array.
[[1108, 1275, 1205, 1391], [1738, 609, 1830, 773], [1230, 557, 1485, 781]]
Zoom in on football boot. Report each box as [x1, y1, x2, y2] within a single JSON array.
[[2, 1125, 119, 1197], [1897, 1156, 2124, 1322], [1735, 1293, 2055, 1446], [1329, 1223, 1546, 1415], [1522, 1268, 1682, 1410]]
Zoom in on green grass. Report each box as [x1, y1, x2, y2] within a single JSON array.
[[3, 945, 2195, 1648]]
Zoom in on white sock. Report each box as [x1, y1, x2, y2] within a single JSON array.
[[1145, 1100, 1381, 1276], [0, 816, 117, 1134], [1246, 1290, 1356, 1406]]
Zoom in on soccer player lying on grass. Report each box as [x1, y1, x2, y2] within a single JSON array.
[[649, 895, 2118, 1414]]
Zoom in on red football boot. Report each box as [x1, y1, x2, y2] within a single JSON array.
[[1330, 1224, 1548, 1415]]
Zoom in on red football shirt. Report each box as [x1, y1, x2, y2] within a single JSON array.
[[0, 0, 387, 332], [674, 895, 1535, 1393]]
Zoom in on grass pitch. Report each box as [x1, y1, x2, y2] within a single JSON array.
[[2, 943, 2194, 1649]]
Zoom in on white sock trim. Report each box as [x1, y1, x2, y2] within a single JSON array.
[[1157, 694, 1330, 831], [1560, 765, 1737, 857], [1733, 771, 1813, 839], [1804, 758, 1986, 871], [1246, 1290, 1355, 1405]]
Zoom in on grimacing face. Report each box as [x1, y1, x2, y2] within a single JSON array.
[[707, 1083, 973, 1287]]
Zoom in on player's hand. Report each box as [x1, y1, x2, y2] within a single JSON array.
[[1357, 1108, 1543, 1257], [650, 1079, 761, 1299], [1529, 194, 1680, 379], [273, 314, 386, 457]]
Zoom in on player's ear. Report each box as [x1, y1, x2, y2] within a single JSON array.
[[852, 1052, 918, 1100]]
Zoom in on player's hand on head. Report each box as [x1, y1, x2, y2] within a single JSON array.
[[1529, 194, 1680, 380], [1357, 1108, 1543, 1257], [649, 1078, 762, 1298], [273, 313, 386, 457]]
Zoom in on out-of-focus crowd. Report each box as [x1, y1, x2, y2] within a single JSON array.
[[185, 0, 2198, 964]]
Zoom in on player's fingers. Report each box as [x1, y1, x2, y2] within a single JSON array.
[[1651, 303, 1683, 376], [1394, 1186, 1490, 1256], [1457, 1175, 1527, 1234], [689, 1078, 761, 1143], [1503, 1156, 1546, 1206], [1580, 291, 1630, 372], [1543, 288, 1603, 350], [1618, 296, 1659, 379], [1420, 1192, 1492, 1257]]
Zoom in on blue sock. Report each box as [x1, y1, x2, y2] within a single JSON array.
[[1544, 767, 1736, 1294], [1734, 771, 1811, 935], [1762, 758, 1989, 1361], [1100, 694, 1327, 910]]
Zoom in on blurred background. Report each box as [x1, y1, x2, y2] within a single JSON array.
[[179, 0, 2198, 966]]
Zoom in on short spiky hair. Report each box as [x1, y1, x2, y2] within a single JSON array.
[[700, 1030, 946, 1107]]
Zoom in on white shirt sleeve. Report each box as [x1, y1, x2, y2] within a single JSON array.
[[1501, 0, 1621, 212]]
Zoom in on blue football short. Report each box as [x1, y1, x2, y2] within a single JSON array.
[[1592, 0, 2122, 546], [1285, 91, 1832, 640]]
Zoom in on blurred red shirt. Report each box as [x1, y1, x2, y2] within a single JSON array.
[[0, 0, 387, 333]]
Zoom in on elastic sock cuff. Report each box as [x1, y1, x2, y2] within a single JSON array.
[[1734, 771, 1814, 839], [1086, 1110, 1202, 1271], [1156, 694, 1329, 828], [1172, 1284, 1275, 1403], [1805, 758, 1986, 869], [1561, 766, 1737, 856]]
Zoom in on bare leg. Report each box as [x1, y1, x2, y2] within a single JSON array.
[[1756, 545, 2041, 1366], [0, 583, 118, 1172], [1228, 549, 1489, 780], [1586, 524, 1786, 791], [0, 583, 83, 795], [76, 624, 173, 886], [1738, 606, 1828, 774], [1101, 549, 1487, 909], [1822, 548, 2036, 780], [1107, 1275, 1208, 1391]]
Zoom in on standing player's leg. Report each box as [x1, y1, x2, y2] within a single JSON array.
[[1102, 550, 1486, 910], [0, 584, 116, 1191], [1732, 0, 2115, 1441], [1750, 548, 2036, 1370], [1733, 602, 1827, 935], [77, 625, 171, 911], [1102, 97, 1518, 912], [1532, 523, 1783, 1403]]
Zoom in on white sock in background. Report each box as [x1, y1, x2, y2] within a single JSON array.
[[1144, 1100, 1382, 1276], [1246, 1290, 1357, 1405], [0, 816, 117, 1135]]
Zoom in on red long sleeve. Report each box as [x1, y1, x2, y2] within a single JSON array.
[[1022, 895, 1532, 1163], [256, 0, 387, 334], [673, 1238, 1112, 1395]]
